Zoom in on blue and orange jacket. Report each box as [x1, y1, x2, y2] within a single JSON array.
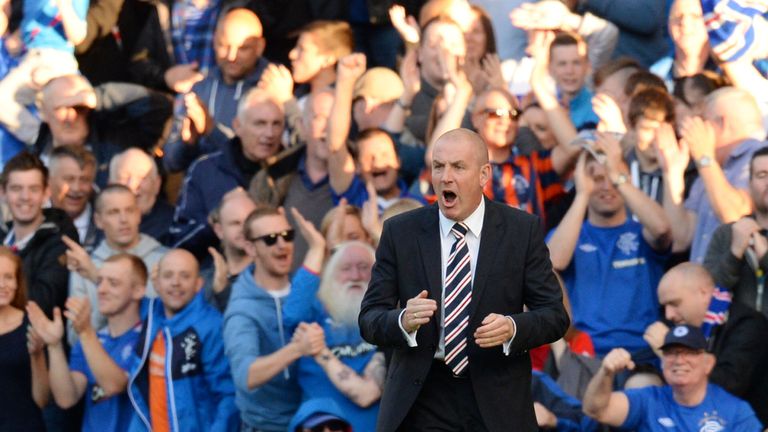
[[127, 292, 239, 432]]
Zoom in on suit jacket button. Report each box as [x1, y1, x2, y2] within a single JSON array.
[[414, 379, 422, 386]]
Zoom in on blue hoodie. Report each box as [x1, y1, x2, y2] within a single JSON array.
[[223, 265, 319, 431], [126, 292, 238, 432]]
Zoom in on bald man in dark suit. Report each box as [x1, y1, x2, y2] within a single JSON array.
[[359, 128, 569, 432]]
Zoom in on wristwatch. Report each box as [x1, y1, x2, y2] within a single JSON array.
[[612, 173, 629, 187], [695, 156, 713, 169]]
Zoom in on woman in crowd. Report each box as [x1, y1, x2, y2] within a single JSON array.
[[0, 246, 49, 431]]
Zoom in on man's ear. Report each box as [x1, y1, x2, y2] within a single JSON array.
[[255, 37, 266, 58], [93, 210, 103, 230], [195, 276, 204, 293], [703, 352, 716, 375], [212, 222, 224, 240], [479, 163, 491, 188], [232, 116, 241, 137]]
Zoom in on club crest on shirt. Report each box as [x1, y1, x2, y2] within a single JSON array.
[[180, 332, 199, 374], [578, 243, 597, 253], [616, 232, 639, 255], [699, 412, 725, 432]]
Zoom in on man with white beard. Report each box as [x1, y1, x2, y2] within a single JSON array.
[[282, 240, 385, 432]]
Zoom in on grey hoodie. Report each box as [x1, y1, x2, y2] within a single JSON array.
[[68, 234, 168, 344]]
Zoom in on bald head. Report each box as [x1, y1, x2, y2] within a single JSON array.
[[434, 128, 489, 166], [218, 8, 263, 37], [431, 128, 491, 221], [707, 87, 765, 143], [156, 249, 203, 317], [214, 8, 265, 84], [159, 249, 200, 276], [661, 262, 715, 294], [658, 263, 714, 326]]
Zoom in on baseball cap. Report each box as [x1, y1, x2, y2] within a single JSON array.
[[660, 324, 707, 351], [353, 67, 404, 102]]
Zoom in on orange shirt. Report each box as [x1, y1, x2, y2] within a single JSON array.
[[149, 330, 170, 432]]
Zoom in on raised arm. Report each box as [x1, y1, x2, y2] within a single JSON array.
[[529, 30, 579, 168], [547, 152, 592, 270], [656, 123, 697, 252], [327, 54, 366, 194], [582, 348, 632, 426], [27, 303, 85, 408], [56, 0, 88, 46], [65, 298, 128, 397], [596, 132, 671, 250], [682, 117, 753, 223], [383, 48, 420, 134], [26, 326, 50, 409], [424, 51, 472, 166]]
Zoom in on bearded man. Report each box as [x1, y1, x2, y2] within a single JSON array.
[[282, 240, 385, 432]]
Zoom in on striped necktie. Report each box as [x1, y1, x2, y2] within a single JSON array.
[[444, 222, 472, 376]]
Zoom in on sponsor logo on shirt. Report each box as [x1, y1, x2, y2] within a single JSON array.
[[612, 257, 646, 269], [657, 417, 675, 428], [331, 342, 377, 359]]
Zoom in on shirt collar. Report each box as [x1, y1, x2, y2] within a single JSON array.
[[438, 197, 485, 239]]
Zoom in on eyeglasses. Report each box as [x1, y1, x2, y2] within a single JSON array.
[[250, 229, 295, 246], [482, 108, 519, 121]]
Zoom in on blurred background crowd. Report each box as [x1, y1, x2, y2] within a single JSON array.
[[0, 0, 768, 430]]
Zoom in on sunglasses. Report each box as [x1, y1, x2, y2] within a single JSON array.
[[482, 108, 519, 120], [250, 229, 295, 246]]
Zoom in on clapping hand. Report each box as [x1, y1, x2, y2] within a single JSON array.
[[26, 301, 64, 347], [361, 182, 382, 245], [593, 93, 626, 133], [63, 297, 93, 336], [180, 93, 213, 142], [389, 5, 420, 45], [654, 122, 688, 204], [293, 322, 326, 356], [208, 247, 229, 294], [164, 62, 204, 94], [680, 116, 716, 163], [291, 207, 326, 273], [573, 152, 595, 196], [510, 1, 570, 31], [258, 64, 294, 105]]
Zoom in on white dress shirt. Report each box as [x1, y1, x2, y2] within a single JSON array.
[[399, 199, 515, 357]]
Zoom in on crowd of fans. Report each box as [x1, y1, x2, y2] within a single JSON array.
[[0, 0, 767, 430]]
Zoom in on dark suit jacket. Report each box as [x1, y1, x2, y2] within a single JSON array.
[[709, 301, 768, 425], [359, 199, 570, 432]]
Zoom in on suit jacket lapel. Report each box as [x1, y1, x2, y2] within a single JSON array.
[[417, 205, 443, 334], [470, 198, 503, 322]]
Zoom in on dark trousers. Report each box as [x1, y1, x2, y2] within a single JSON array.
[[398, 361, 490, 432]]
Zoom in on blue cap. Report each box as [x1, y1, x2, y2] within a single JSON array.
[[660, 324, 707, 351]]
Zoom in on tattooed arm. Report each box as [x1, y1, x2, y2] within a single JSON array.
[[313, 350, 386, 408]]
